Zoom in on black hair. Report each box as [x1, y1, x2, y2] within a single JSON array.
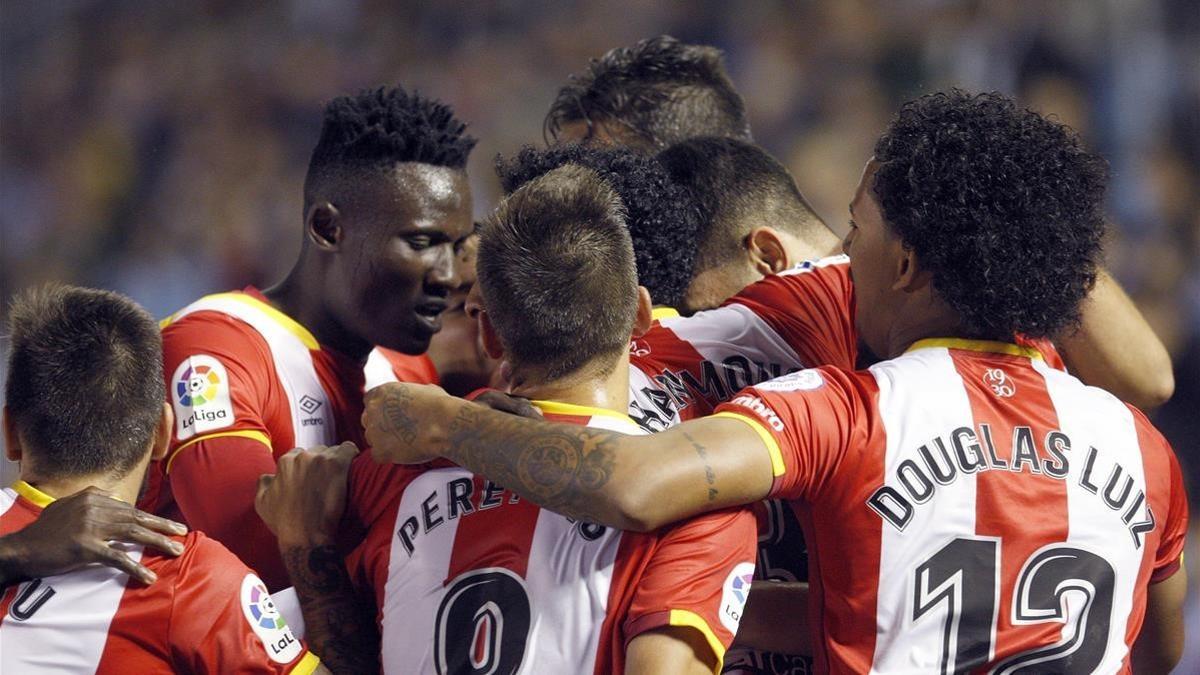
[[872, 90, 1108, 339], [658, 137, 826, 271], [545, 35, 751, 152], [495, 144, 700, 308], [6, 285, 164, 478], [304, 85, 476, 206], [479, 165, 638, 379]]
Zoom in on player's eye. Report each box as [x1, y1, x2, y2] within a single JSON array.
[[406, 235, 433, 250], [848, 219, 858, 230]]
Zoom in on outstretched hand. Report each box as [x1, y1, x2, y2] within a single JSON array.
[[362, 382, 455, 465], [0, 486, 187, 586], [255, 441, 359, 549]]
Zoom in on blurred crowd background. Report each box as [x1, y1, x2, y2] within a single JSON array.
[[2, 0, 1198, 667]]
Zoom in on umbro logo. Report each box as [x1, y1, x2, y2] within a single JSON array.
[[298, 395, 323, 415]]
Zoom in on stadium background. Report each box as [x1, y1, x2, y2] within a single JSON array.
[[0, 0, 1196, 668]]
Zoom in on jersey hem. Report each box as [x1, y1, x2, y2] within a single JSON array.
[[710, 412, 785, 477], [625, 608, 726, 674]]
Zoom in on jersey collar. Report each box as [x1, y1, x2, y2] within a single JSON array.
[[531, 400, 639, 427], [651, 306, 680, 321], [11, 480, 55, 508], [905, 337, 1044, 361]]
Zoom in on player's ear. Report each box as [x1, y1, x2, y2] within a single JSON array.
[[3, 407, 22, 463], [631, 286, 654, 338], [746, 227, 791, 276], [151, 403, 173, 461], [479, 311, 506, 360], [306, 201, 342, 251], [893, 244, 931, 293]]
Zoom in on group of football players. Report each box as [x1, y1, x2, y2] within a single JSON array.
[[0, 36, 1188, 674]]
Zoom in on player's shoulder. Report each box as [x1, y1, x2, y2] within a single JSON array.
[[162, 293, 273, 358], [147, 531, 247, 583], [734, 253, 851, 298]]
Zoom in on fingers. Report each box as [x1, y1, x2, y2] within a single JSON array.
[[118, 523, 185, 559], [132, 510, 188, 537], [97, 544, 158, 585]]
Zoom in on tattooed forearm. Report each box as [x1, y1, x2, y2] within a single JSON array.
[[379, 387, 418, 446], [282, 546, 379, 675], [443, 404, 620, 524], [684, 432, 719, 502]]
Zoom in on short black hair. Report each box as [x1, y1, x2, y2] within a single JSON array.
[[658, 137, 826, 272], [872, 90, 1108, 339], [496, 144, 700, 308], [545, 35, 751, 152], [304, 85, 476, 206], [479, 165, 638, 379], [5, 285, 164, 478]]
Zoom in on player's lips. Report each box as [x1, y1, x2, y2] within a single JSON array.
[[413, 300, 448, 331]]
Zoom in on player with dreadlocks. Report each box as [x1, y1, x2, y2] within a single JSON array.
[[140, 86, 476, 615]]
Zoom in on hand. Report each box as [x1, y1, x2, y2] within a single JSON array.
[[255, 442, 359, 549], [362, 382, 451, 465], [0, 486, 187, 586], [470, 390, 543, 419]]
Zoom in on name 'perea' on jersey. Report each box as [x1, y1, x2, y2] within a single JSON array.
[[866, 425, 1156, 547], [396, 476, 522, 556]]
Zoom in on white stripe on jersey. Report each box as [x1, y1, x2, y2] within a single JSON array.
[[380, 469, 466, 675], [171, 295, 335, 448], [868, 347, 982, 673], [0, 488, 14, 517], [776, 253, 850, 276], [363, 348, 399, 391], [1032, 359, 1143, 673], [1, 542, 143, 672], [656, 303, 804, 391], [522, 510, 621, 672]]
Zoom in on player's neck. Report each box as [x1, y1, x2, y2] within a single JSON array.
[[508, 355, 631, 417], [20, 468, 143, 506], [263, 266, 372, 361], [883, 297, 966, 359]]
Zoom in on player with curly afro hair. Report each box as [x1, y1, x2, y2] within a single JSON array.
[[495, 143, 701, 309], [855, 89, 1108, 353]]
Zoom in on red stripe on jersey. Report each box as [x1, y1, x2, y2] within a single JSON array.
[[948, 350, 1070, 661], [444, 475, 541, 582]]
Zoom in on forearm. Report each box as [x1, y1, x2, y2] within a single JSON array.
[[281, 545, 380, 675], [733, 581, 812, 655], [1058, 269, 1174, 409], [379, 393, 771, 531]]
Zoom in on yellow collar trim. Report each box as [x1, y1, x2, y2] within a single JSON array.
[[164, 292, 320, 350], [651, 307, 680, 320], [532, 400, 638, 426], [906, 338, 1043, 361], [12, 480, 55, 508]]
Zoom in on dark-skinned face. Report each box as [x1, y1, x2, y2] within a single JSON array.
[[328, 163, 474, 355], [843, 159, 904, 360]]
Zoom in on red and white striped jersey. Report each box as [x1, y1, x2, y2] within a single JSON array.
[[0, 482, 319, 674], [141, 287, 419, 588], [344, 401, 758, 675], [364, 348, 440, 389], [716, 338, 1188, 673]]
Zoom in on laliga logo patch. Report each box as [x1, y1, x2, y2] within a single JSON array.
[[754, 369, 825, 393], [240, 574, 302, 664], [172, 355, 233, 440], [983, 368, 1015, 398], [719, 562, 756, 633]]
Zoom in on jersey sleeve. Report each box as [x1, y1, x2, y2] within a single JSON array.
[[167, 533, 320, 674], [161, 312, 280, 464], [722, 256, 858, 370], [1151, 447, 1189, 583], [714, 367, 878, 501], [623, 507, 758, 672]]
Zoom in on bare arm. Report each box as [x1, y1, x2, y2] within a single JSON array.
[[625, 627, 718, 675], [362, 383, 775, 532], [1057, 269, 1174, 409], [1132, 567, 1186, 673], [255, 444, 380, 674], [732, 581, 811, 656]]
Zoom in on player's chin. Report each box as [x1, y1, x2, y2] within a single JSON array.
[[377, 317, 439, 355]]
